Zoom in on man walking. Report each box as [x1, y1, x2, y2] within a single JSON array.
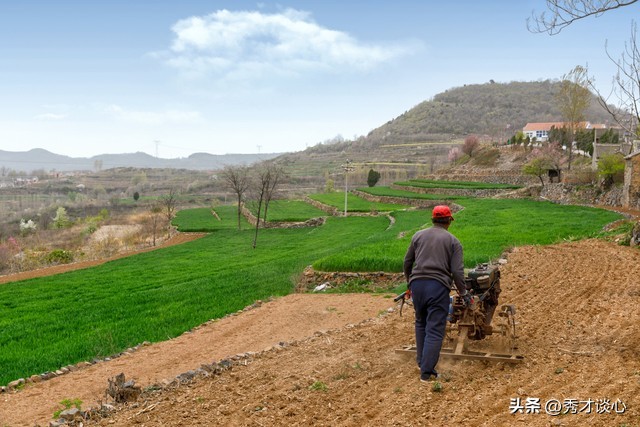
[[403, 205, 470, 382]]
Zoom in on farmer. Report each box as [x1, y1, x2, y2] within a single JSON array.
[[403, 205, 470, 382]]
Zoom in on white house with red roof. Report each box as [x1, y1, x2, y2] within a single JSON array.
[[523, 121, 609, 142]]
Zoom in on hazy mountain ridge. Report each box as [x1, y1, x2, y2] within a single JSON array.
[[0, 149, 281, 173]]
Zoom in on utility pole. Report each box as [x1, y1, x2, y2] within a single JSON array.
[[154, 140, 160, 158], [341, 159, 355, 217]]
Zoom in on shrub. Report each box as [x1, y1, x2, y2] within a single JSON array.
[[367, 169, 381, 187], [448, 147, 463, 164], [598, 153, 625, 188], [46, 249, 74, 265], [462, 135, 479, 157], [19, 219, 37, 236], [53, 207, 72, 229], [522, 158, 550, 186], [325, 179, 335, 193], [473, 147, 500, 166]]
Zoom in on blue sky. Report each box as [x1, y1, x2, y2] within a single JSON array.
[[0, 1, 636, 159]]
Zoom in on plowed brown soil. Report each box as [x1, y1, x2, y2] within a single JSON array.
[[2, 239, 639, 427]]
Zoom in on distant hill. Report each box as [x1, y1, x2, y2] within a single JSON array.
[[275, 80, 617, 187], [0, 149, 281, 173], [365, 80, 615, 144], [3, 80, 617, 176]]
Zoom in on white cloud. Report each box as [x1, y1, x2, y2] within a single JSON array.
[[34, 113, 67, 120], [159, 8, 414, 81], [105, 105, 203, 125]]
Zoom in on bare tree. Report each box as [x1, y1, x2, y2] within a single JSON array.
[[556, 65, 592, 170], [147, 204, 163, 247], [159, 188, 179, 226], [590, 22, 640, 139], [528, 1, 640, 140], [262, 165, 285, 225], [251, 164, 285, 249], [528, 0, 638, 35], [221, 165, 250, 230], [251, 168, 270, 249]]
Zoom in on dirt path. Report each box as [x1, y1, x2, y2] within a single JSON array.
[[0, 294, 395, 427], [2, 239, 639, 426]]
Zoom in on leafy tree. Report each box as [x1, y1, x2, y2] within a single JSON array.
[[133, 191, 140, 202], [599, 127, 620, 144], [325, 178, 335, 193], [53, 207, 71, 229], [576, 128, 595, 155], [523, 157, 552, 187], [513, 131, 525, 148], [367, 169, 381, 187], [557, 65, 592, 170], [548, 125, 569, 146], [598, 153, 625, 187]]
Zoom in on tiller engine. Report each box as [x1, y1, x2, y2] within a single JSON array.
[[395, 263, 523, 363]]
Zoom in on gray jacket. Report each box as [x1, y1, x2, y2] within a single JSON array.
[[403, 224, 465, 294]]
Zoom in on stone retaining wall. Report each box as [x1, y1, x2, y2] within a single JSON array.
[[297, 265, 405, 292], [303, 196, 339, 216], [352, 189, 463, 212], [389, 184, 508, 198], [240, 204, 325, 229], [538, 183, 624, 207], [421, 173, 537, 186]]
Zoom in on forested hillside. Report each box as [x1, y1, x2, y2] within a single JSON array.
[[365, 80, 613, 144]]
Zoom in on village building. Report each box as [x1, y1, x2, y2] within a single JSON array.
[[522, 121, 611, 142]]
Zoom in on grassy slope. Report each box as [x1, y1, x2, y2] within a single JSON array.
[[0, 206, 390, 384], [0, 198, 622, 384], [308, 192, 410, 211], [313, 198, 621, 271], [357, 186, 464, 200], [245, 200, 327, 222]]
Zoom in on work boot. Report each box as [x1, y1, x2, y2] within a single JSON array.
[[420, 373, 438, 383]]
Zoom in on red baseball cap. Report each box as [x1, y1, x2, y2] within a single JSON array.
[[432, 205, 454, 221]]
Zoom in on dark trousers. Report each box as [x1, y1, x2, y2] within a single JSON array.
[[411, 279, 450, 378]]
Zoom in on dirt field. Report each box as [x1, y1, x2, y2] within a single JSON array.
[[1, 239, 639, 426]]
